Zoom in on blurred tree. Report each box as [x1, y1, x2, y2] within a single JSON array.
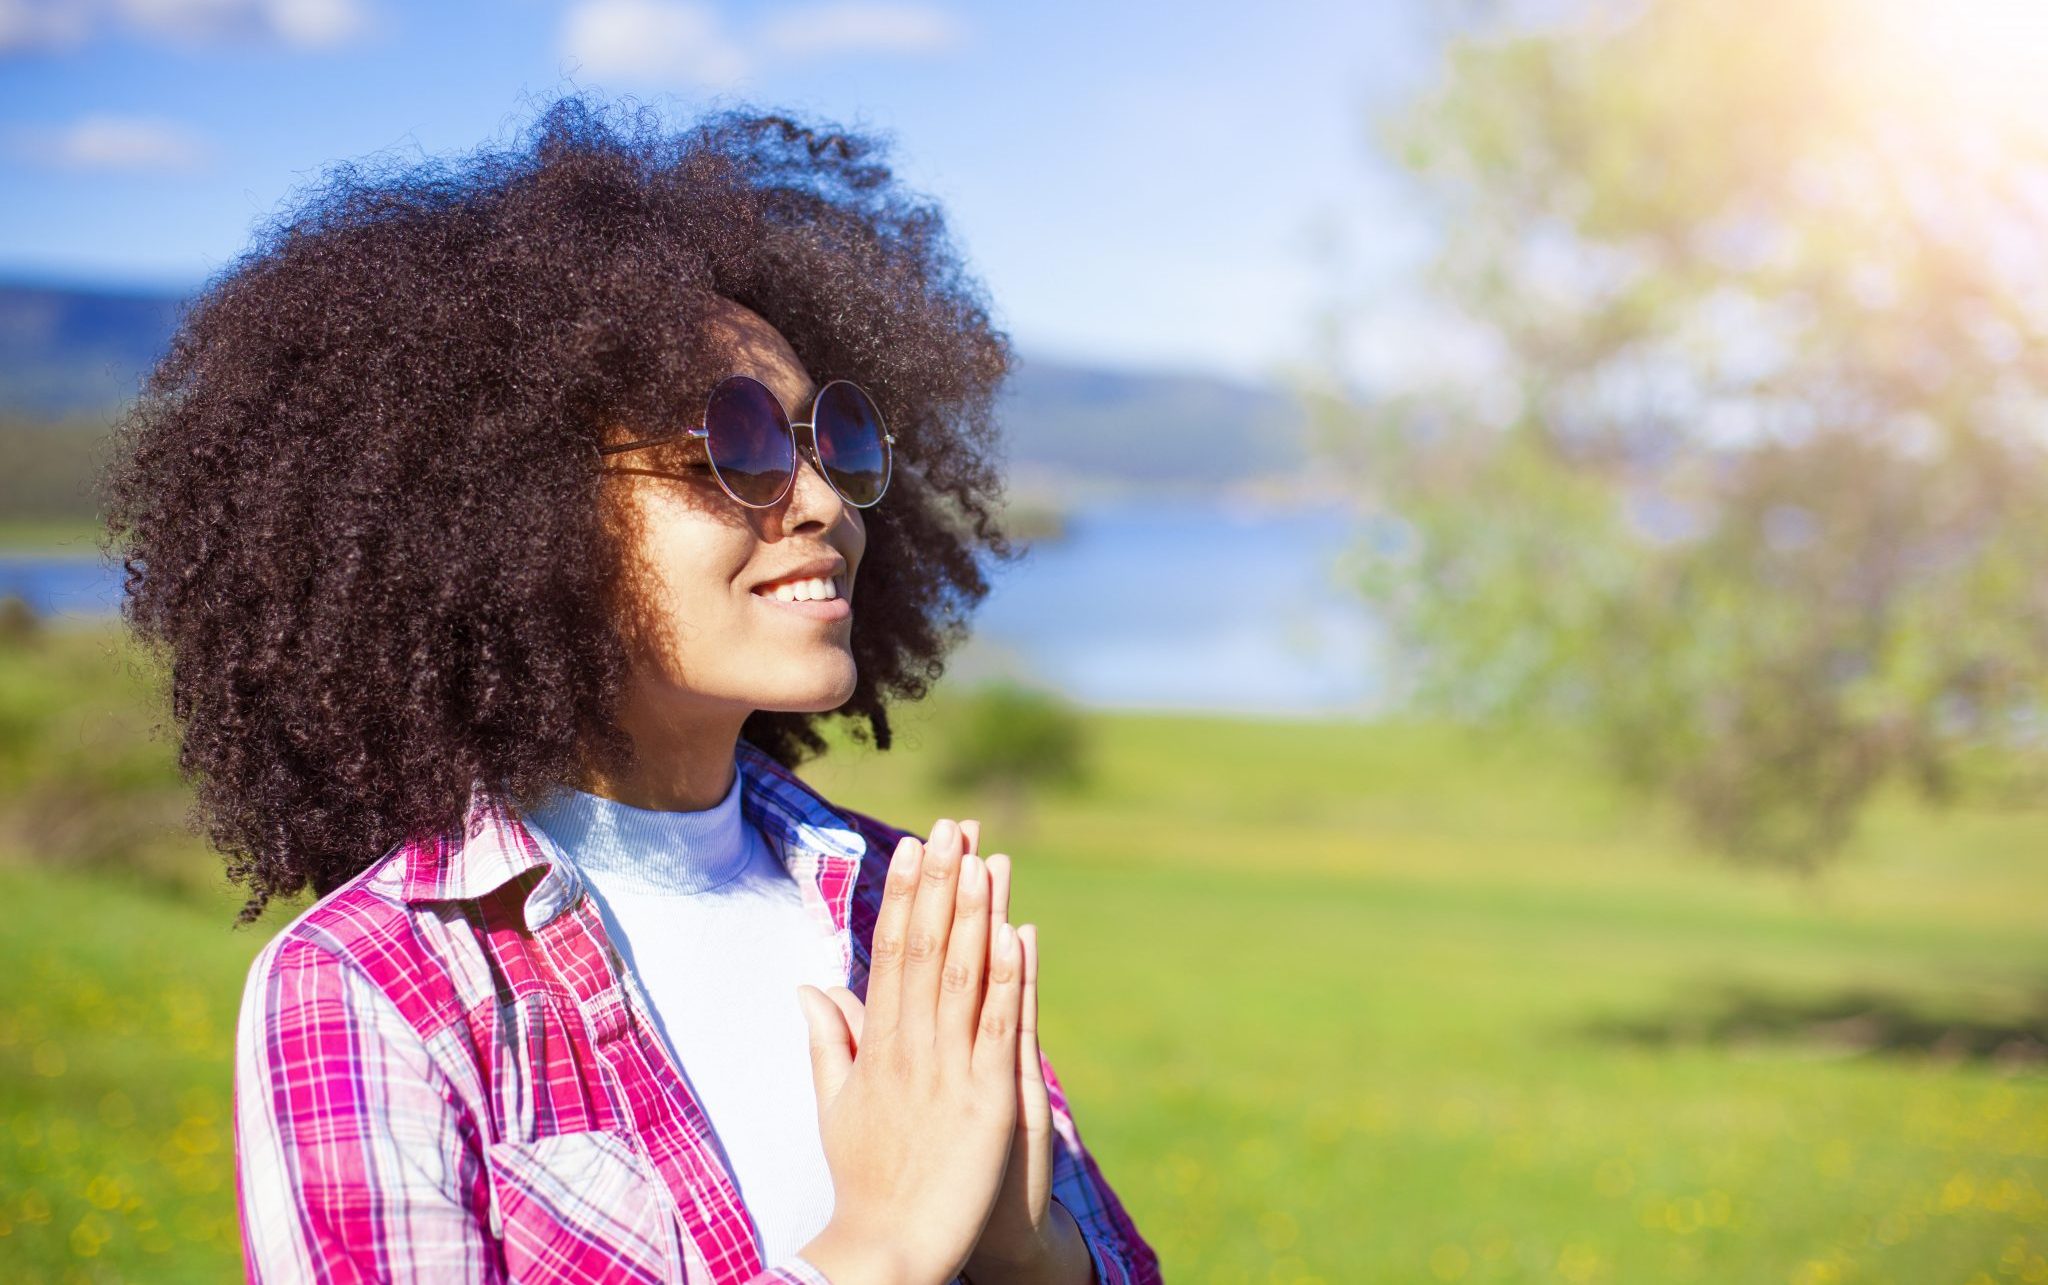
[[931, 679, 1091, 838], [0, 625, 193, 888], [0, 596, 37, 645], [1311, 0, 2048, 871]]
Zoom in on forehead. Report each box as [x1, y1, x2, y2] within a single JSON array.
[[700, 297, 817, 410]]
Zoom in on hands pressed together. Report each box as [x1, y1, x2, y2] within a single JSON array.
[[793, 818, 1095, 1285]]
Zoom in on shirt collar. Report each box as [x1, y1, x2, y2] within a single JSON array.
[[398, 737, 869, 931]]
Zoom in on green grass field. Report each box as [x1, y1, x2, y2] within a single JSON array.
[[1, 625, 2043, 1282]]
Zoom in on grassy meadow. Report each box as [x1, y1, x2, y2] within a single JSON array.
[[0, 620, 2043, 1283]]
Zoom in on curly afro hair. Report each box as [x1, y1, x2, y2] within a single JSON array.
[[100, 94, 1017, 925]]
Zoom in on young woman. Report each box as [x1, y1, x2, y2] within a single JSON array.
[[102, 97, 1160, 1285]]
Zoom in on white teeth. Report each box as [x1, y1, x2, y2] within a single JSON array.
[[763, 576, 840, 602]]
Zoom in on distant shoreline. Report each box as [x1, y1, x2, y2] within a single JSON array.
[[0, 519, 106, 555]]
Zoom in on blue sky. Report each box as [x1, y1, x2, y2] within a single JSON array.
[[0, 0, 1454, 381]]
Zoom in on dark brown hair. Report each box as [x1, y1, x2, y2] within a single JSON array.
[[100, 94, 1015, 925]]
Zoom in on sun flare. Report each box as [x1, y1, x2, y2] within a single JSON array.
[[1864, 0, 2048, 133]]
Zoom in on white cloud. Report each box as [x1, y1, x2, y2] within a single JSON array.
[[0, 0, 368, 54], [264, 0, 358, 45], [0, 0, 91, 51], [558, 0, 961, 87], [561, 0, 748, 85], [11, 114, 212, 172], [759, 2, 963, 59]]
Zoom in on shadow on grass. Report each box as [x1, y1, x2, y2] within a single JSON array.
[[1578, 979, 2048, 1070]]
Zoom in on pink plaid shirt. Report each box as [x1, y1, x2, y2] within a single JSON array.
[[233, 737, 1161, 1283]]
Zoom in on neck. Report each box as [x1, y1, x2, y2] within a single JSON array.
[[525, 752, 754, 895], [577, 676, 752, 812]]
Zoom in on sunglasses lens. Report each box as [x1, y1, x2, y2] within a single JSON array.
[[705, 376, 794, 506], [813, 381, 891, 507]]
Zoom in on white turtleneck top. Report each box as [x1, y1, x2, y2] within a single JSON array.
[[519, 761, 843, 1269]]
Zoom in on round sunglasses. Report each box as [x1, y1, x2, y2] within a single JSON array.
[[597, 374, 894, 509]]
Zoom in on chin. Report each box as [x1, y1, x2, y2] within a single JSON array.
[[758, 656, 859, 713]]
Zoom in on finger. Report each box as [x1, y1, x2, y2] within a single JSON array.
[[899, 818, 967, 1047], [1017, 923, 1040, 1046], [986, 852, 1012, 929], [937, 852, 992, 1063], [823, 984, 866, 1055], [796, 984, 854, 1123], [960, 818, 980, 856], [973, 920, 1025, 1081], [984, 854, 1012, 1006], [862, 834, 923, 1037], [1016, 923, 1050, 1131]]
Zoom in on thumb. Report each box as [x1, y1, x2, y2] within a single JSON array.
[[823, 984, 866, 1052], [796, 984, 854, 1115]]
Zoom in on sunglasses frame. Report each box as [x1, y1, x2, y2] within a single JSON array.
[[596, 374, 895, 510]]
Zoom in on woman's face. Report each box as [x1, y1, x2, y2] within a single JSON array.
[[600, 297, 866, 733]]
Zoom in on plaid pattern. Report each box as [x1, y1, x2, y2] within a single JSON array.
[[234, 736, 1162, 1283]]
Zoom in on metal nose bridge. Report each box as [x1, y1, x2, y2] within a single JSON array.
[[789, 418, 829, 478]]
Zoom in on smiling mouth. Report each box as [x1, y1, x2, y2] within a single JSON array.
[[750, 573, 844, 603], [750, 573, 851, 621]]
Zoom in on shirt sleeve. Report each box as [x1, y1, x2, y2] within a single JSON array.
[[234, 930, 497, 1283], [1038, 1043, 1164, 1285]]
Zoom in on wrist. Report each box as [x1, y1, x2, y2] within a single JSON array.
[[797, 1217, 918, 1285], [962, 1231, 1052, 1283], [964, 1200, 1093, 1285]]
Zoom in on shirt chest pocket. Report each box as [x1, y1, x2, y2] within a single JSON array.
[[486, 1128, 687, 1284]]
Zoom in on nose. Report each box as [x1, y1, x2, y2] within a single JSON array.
[[774, 426, 848, 533]]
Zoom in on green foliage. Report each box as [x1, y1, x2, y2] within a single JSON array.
[[0, 620, 197, 891], [0, 595, 39, 644], [1314, 0, 2048, 872], [928, 678, 1092, 796]]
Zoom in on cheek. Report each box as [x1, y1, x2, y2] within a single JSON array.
[[844, 510, 869, 587], [612, 490, 754, 642]]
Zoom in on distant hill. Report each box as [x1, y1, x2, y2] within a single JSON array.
[[997, 356, 1307, 488], [0, 281, 1311, 491], [0, 283, 186, 416]]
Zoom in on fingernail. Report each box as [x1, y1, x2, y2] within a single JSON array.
[[933, 818, 957, 846]]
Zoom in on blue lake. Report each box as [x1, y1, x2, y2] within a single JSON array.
[[962, 495, 1386, 716], [0, 549, 118, 618], [2, 496, 1387, 717]]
